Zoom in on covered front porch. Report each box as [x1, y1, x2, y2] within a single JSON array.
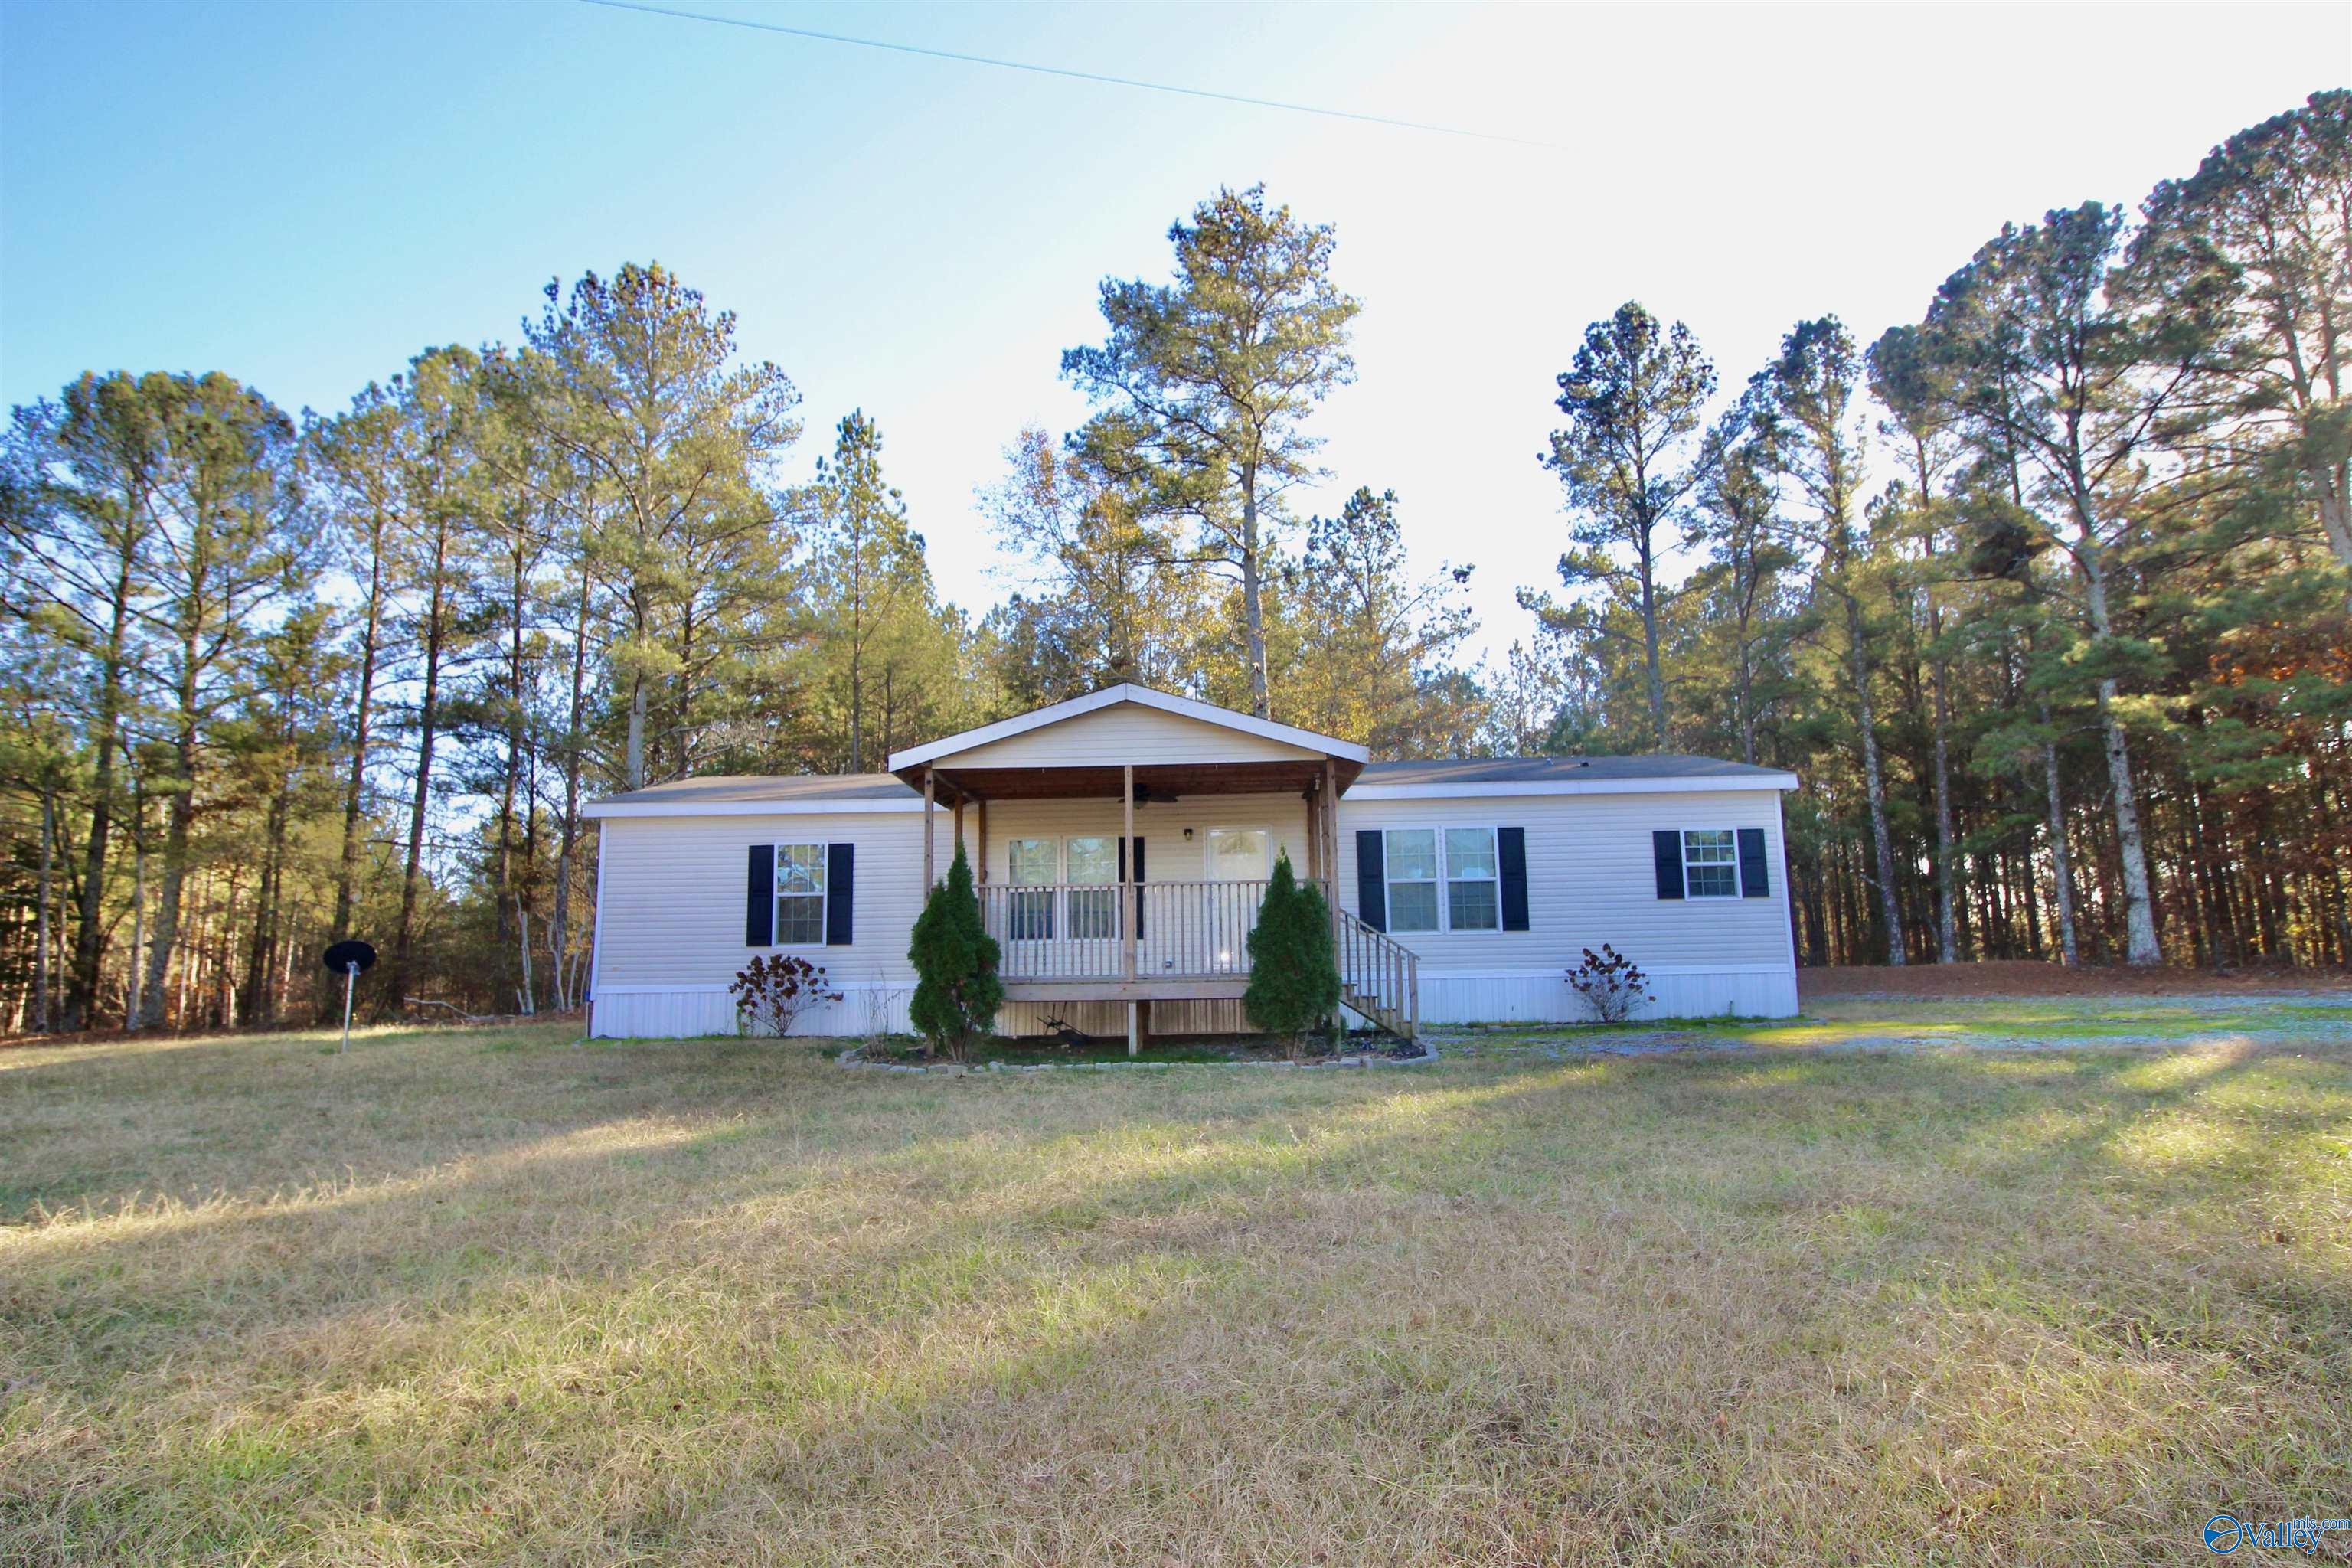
[[886, 687, 1419, 1048]]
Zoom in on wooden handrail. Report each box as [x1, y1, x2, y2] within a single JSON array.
[[1331, 900, 1419, 1040]]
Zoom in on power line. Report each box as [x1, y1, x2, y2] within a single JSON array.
[[573, 0, 1559, 150]]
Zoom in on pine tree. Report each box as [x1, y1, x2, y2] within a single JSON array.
[[1534, 302, 1719, 750], [801, 411, 942, 772], [1243, 852, 1340, 1055], [907, 842, 1002, 1060], [1063, 185, 1359, 719], [1282, 486, 1478, 756]]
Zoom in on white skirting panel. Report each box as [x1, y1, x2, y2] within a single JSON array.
[[591, 985, 916, 1040], [591, 965, 1798, 1038], [590, 989, 1261, 1040], [1416, 965, 1797, 1024]]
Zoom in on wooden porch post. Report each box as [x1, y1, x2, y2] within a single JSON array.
[[975, 798, 988, 884], [1304, 786, 1320, 882], [923, 771, 936, 892], [1124, 763, 1138, 1057], [1324, 756, 1341, 1039], [1122, 764, 1137, 982], [1322, 759, 1339, 916]]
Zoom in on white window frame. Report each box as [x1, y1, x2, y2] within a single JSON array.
[[772, 841, 829, 947], [1443, 825, 1501, 932], [1381, 826, 1443, 933], [1681, 828, 1741, 900], [1380, 824, 1505, 934]]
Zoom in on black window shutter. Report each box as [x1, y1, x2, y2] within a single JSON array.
[[1737, 828, 1769, 897], [746, 844, 775, 946], [1355, 829, 1387, 932], [1123, 836, 1145, 939], [1651, 830, 1685, 900], [1498, 826, 1530, 931], [825, 843, 855, 945]]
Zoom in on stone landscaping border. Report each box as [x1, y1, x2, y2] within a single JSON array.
[[837, 1038, 1440, 1073]]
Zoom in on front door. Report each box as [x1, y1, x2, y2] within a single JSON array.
[[1201, 828, 1271, 974]]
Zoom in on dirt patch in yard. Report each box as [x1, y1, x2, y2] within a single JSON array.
[[1799, 959, 2352, 1000]]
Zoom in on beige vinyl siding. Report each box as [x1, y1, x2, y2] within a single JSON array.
[[1334, 789, 1792, 972], [931, 704, 1320, 770], [594, 810, 925, 991], [959, 791, 1315, 884], [587, 781, 1801, 1035]]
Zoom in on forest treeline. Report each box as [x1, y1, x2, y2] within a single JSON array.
[[1, 90, 2345, 1033]]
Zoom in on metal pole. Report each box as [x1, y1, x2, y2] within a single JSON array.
[[340, 962, 357, 1054]]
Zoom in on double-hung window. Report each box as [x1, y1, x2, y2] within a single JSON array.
[[773, 843, 827, 945], [1065, 835, 1119, 939], [1384, 826, 1503, 933], [1682, 829, 1739, 898], [1008, 838, 1057, 939]]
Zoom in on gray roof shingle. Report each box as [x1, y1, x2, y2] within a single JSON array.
[[1357, 755, 1792, 787], [588, 753, 1789, 811], [590, 773, 914, 807]]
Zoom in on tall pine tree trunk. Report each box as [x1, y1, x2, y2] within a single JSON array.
[[34, 788, 54, 1033], [2073, 529, 2161, 964], [2039, 709, 2079, 966], [66, 550, 137, 1030], [125, 787, 148, 1025], [138, 647, 201, 1029], [550, 566, 591, 1011], [1639, 534, 1667, 750], [2093, 678, 2161, 963], [238, 773, 290, 1025], [1917, 491, 1959, 964], [1929, 665, 1958, 963], [1846, 590, 1906, 965], [332, 536, 384, 946], [395, 540, 451, 1001], [1240, 457, 1270, 720]]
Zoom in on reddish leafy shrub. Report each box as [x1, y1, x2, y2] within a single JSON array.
[[730, 954, 844, 1038], [1566, 945, 1653, 1024]]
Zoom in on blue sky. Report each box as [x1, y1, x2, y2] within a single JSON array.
[[3, 2, 2341, 666]]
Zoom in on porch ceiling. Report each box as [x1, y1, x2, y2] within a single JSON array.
[[903, 757, 1364, 803]]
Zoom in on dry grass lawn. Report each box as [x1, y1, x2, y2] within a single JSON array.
[[3, 1010, 2350, 1565]]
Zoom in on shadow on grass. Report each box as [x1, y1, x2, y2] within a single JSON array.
[[7, 1031, 2350, 1560]]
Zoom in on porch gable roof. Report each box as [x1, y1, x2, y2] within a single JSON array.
[[885, 684, 1370, 778]]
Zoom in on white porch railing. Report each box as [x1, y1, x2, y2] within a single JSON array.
[[980, 878, 1273, 980], [975, 877, 1418, 1039]]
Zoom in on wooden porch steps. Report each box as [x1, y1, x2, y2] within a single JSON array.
[[1335, 906, 1419, 1041]]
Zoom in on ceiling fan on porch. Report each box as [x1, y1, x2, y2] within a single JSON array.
[[1129, 779, 1179, 805]]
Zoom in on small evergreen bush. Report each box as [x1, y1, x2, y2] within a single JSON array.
[[908, 842, 1003, 1060], [1243, 852, 1341, 1058], [1566, 945, 1653, 1024], [730, 954, 842, 1037]]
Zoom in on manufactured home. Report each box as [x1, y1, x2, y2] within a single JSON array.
[[583, 684, 1801, 1043]]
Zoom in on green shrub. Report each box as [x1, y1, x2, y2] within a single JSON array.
[[907, 842, 1003, 1060], [1243, 851, 1341, 1057]]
